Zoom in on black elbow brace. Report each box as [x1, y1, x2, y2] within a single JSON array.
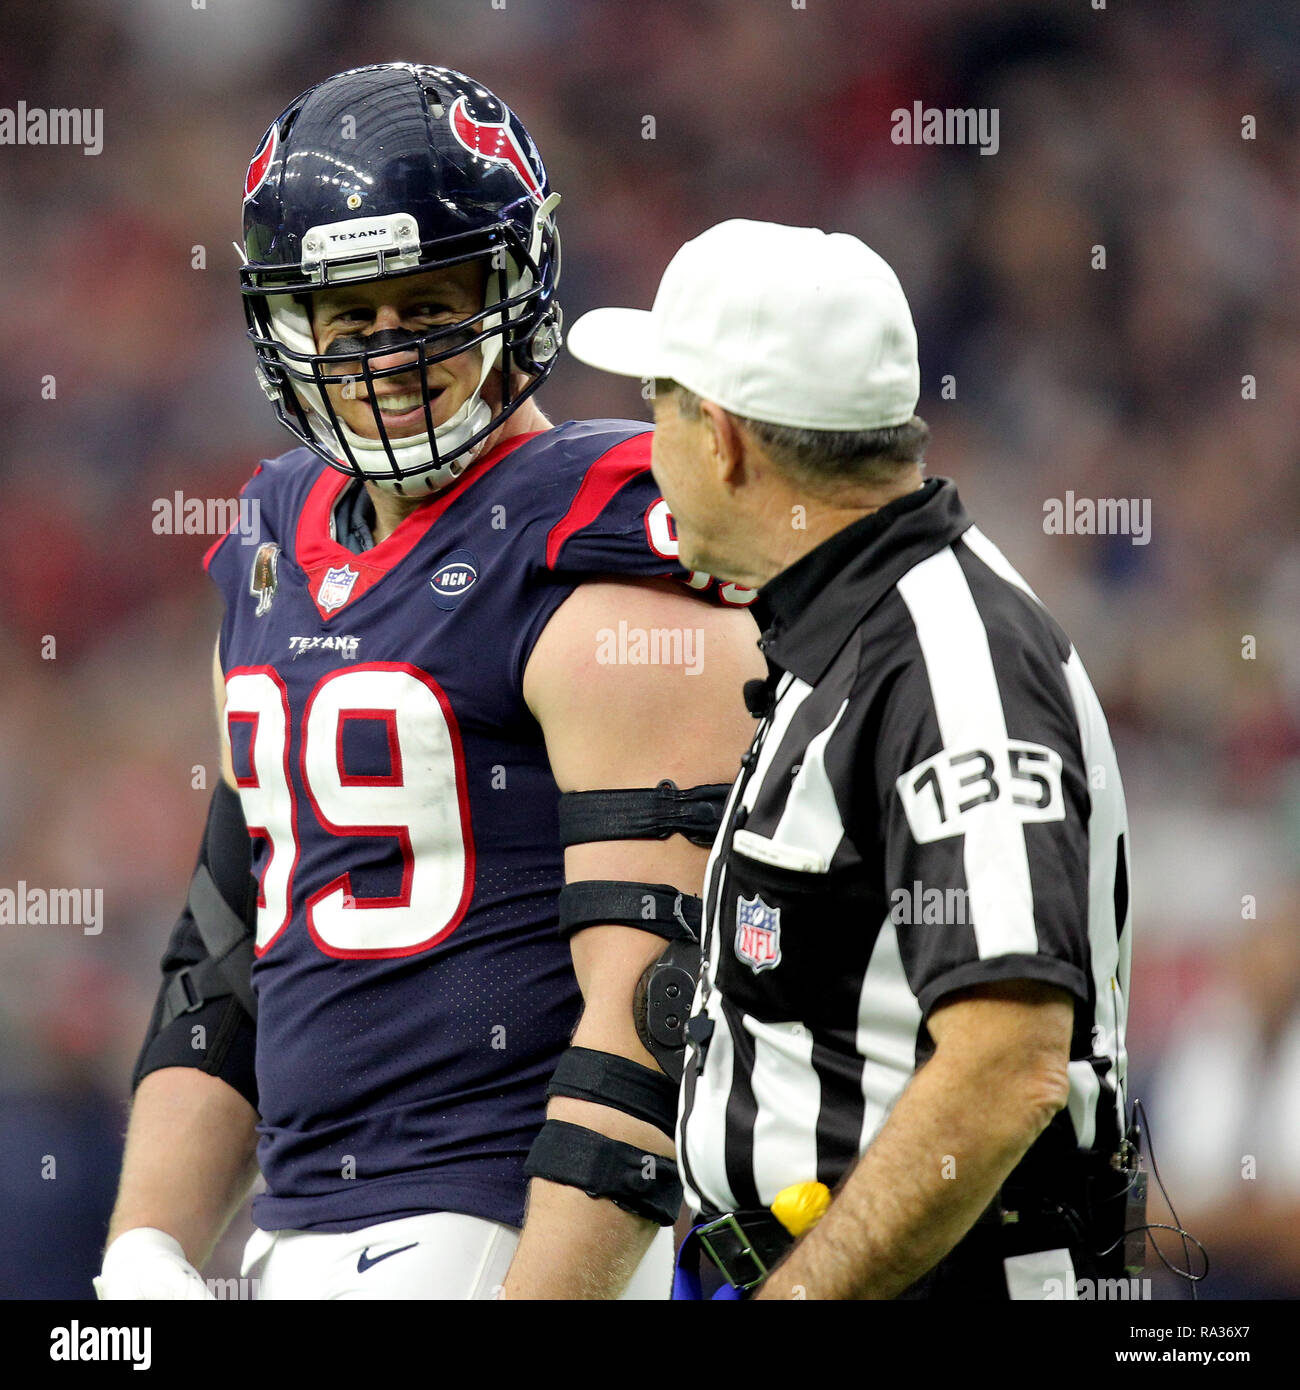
[[556, 781, 720, 1085], [633, 936, 701, 1084], [132, 781, 259, 1111]]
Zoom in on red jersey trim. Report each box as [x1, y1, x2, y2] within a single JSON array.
[[544, 431, 654, 570], [293, 431, 544, 620]]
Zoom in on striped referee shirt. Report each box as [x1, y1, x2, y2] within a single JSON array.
[[677, 477, 1133, 1219]]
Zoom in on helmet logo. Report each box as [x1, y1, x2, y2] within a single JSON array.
[[448, 95, 543, 203], [244, 123, 279, 202]]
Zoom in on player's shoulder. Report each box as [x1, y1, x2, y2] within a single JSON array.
[[509, 417, 655, 507], [503, 418, 659, 570], [239, 444, 328, 503], [523, 416, 652, 460], [215, 444, 327, 520], [507, 418, 757, 606]]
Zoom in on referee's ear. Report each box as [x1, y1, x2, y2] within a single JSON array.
[[698, 400, 748, 488]]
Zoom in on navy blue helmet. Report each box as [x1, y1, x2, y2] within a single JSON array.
[[240, 63, 562, 495]]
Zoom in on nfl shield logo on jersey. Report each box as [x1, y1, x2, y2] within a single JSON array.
[[317, 564, 359, 613], [735, 893, 782, 972]]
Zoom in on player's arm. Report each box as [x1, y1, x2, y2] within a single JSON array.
[[505, 577, 763, 1299], [96, 639, 261, 1298], [754, 979, 1073, 1300]]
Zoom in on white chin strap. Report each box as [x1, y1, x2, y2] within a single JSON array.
[[262, 193, 560, 497], [323, 347, 497, 495]]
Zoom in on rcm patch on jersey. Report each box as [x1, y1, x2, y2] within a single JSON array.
[[735, 893, 782, 972], [429, 549, 480, 610]]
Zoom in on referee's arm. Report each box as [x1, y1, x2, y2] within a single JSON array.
[[754, 977, 1073, 1300], [757, 605, 1090, 1301]]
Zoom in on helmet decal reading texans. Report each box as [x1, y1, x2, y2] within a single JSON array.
[[239, 63, 563, 496]]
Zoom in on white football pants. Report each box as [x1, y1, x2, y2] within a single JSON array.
[[241, 1211, 675, 1300]]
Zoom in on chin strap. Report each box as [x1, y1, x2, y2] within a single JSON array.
[[330, 352, 497, 492]]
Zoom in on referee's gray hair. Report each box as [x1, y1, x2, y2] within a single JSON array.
[[654, 379, 928, 489]]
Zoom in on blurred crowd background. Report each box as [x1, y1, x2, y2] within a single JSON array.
[[1, 0, 1297, 1298]]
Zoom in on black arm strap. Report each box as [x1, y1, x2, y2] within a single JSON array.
[[557, 880, 700, 942], [524, 1120, 682, 1226], [161, 863, 257, 1023], [132, 781, 258, 1110], [546, 1047, 678, 1137], [558, 780, 731, 848]]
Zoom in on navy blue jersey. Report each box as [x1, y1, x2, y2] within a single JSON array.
[[204, 420, 753, 1233]]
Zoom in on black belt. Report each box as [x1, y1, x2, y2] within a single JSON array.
[[693, 1209, 794, 1292], [691, 1200, 1010, 1295], [692, 1151, 1136, 1296]]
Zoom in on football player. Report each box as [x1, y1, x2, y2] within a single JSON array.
[[94, 63, 762, 1300]]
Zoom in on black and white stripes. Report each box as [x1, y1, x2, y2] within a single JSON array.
[[677, 479, 1133, 1217]]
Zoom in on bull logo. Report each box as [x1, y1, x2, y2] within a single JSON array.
[[447, 95, 544, 203], [244, 123, 278, 202]]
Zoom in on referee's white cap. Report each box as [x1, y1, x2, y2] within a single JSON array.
[[565, 218, 920, 432]]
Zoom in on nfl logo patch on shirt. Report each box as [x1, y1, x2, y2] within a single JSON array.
[[735, 893, 782, 972], [317, 563, 359, 613]]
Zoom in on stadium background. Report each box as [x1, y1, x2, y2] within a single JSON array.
[[0, 0, 1297, 1299]]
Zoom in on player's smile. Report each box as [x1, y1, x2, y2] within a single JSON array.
[[372, 389, 432, 416], [309, 262, 486, 442], [323, 362, 460, 439], [350, 382, 448, 437]]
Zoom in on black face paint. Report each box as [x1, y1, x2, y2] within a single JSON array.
[[320, 322, 480, 366], [321, 327, 423, 361]]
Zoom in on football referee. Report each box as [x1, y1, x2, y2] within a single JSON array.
[[567, 219, 1137, 1300]]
